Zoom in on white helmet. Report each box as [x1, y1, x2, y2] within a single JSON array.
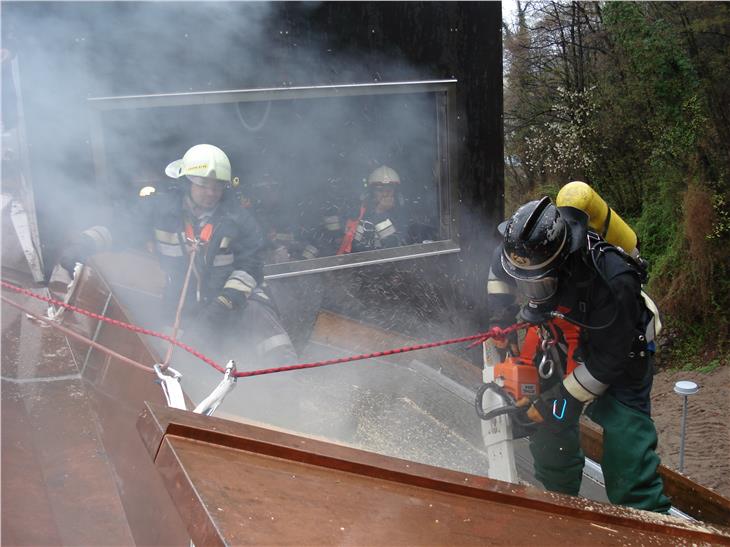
[[367, 165, 400, 186], [165, 144, 231, 183]]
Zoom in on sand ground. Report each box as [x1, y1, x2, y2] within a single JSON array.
[[651, 365, 730, 499]]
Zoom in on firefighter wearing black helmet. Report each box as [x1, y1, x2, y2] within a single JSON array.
[[487, 195, 671, 513]]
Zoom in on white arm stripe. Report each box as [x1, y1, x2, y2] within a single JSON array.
[[155, 241, 183, 257], [323, 216, 341, 231], [224, 270, 257, 296], [563, 364, 608, 402], [256, 333, 293, 356], [487, 279, 514, 295], [302, 245, 319, 260], [487, 266, 515, 296], [212, 254, 234, 267], [375, 219, 396, 239], [154, 229, 181, 245]]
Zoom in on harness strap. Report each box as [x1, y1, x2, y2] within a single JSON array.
[[184, 221, 214, 244], [337, 205, 366, 255], [184, 221, 215, 302]]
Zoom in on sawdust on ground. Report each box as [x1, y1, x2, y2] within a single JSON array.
[[651, 365, 730, 499]]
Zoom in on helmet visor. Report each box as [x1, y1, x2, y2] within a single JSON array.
[[515, 277, 558, 303]]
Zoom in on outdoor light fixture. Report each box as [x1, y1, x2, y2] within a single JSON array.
[[673, 380, 699, 473]]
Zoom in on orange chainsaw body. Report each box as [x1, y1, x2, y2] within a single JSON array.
[[494, 356, 539, 400], [493, 318, 581, 401]]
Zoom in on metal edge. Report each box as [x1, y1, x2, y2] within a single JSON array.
[[154, 437, 226, 547], [87, 80, 458, 110], [263, 241, 460, 279]]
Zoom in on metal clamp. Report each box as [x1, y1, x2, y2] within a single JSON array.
[[193, 360, 238, 416], [154, 364, 186, 411], [46, 262, 84, 321]]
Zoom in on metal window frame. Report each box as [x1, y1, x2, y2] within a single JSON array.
[[87, 80, 459, 279]]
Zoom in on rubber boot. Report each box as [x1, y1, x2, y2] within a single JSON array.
[[529, 423, 584, 496], [587, 394, 672, 513]]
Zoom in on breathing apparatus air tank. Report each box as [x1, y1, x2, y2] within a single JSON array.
[[556, 181, 639, 257]]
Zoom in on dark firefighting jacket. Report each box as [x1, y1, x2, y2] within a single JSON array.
[[91, 189, 266, 316], [487, 236, 657, 412]]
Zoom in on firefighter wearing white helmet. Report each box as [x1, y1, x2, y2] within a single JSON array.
[[165, 143, 232, 183], [59, 143, 297, 371], [337, 164, 405, 254]]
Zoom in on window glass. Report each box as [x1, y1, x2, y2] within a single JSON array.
[[93, 82, 456, 275]]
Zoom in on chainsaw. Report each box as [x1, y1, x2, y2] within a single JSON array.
[[476, 320, 580, 438]]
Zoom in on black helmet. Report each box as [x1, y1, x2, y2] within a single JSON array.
[[501, 196, 571, 281]]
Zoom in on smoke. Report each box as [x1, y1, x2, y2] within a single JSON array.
[[3, 2, 505, 478]]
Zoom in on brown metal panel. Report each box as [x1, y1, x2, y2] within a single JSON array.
[[68, 261, 192, 547], [1, 288, 136, 546], [581, 418, 730, 527], [310, 309, 482, 387], [139, 403, 730, 545], [1, 266, 190, 546], [155, 437, 227, 547], [1, 381, 63, 546], [658, 466, 730, 527], [1, 287, 79, 381]]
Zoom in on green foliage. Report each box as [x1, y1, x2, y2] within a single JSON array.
[[664, 319, 729, 373], [709, 192, 730, 241], [633, 186, 681, 276]]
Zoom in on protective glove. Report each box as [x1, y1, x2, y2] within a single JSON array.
[[218, 286, 248, 309], [517, 381, 584, 434], [58, 235, 96, 275], [198, 287, 248, 328]]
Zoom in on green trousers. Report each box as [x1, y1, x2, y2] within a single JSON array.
[[529, 393, 671, 513]]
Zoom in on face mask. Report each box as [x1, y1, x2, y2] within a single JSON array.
[[516, 276, 559, 324], [515, 276, 558, 303]]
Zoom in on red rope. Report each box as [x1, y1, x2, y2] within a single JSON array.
[[0, 279, 526, 379], [1, 279, 228, 374], [1, 294, 155, 374], [233, 322, 526, 378]]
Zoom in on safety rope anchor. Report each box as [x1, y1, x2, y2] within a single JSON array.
[[153, 364, 186, 411], [46, 262, 84, 321], [193, 360, 237, 417]]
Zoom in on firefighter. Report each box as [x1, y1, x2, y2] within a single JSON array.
[[338, 165, 406, 254], [487, 195, 671, 513], [59, 144, 296, 369]]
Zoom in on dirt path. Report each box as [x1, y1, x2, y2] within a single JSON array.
[[651, 365, 730, 499]]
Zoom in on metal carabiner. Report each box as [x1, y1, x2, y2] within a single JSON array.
[[538, 353, 554, 379], [541, 338, 552, 352], [538, 326, 557, 379]]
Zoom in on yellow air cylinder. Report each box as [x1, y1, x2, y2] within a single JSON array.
[[556, 181, 638, 257]]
